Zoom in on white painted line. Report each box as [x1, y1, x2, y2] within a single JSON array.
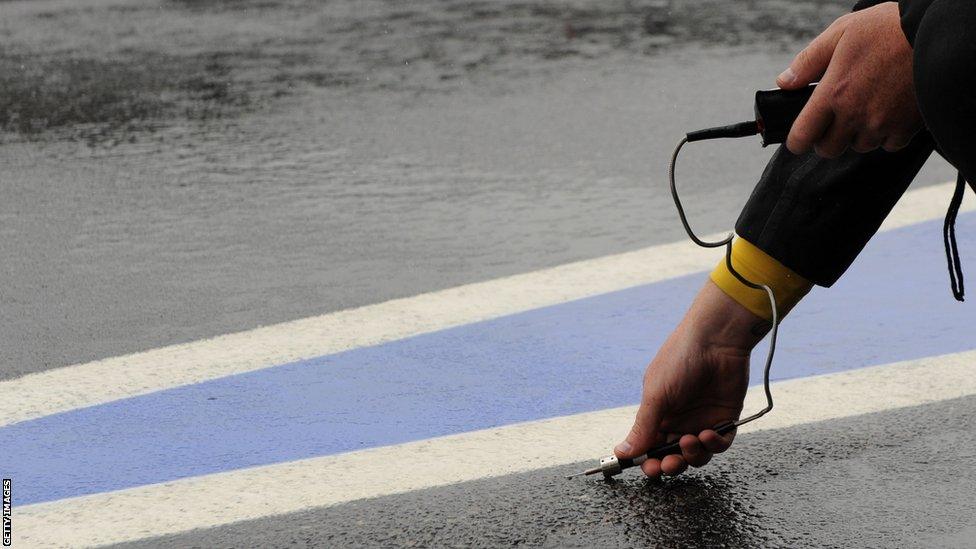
[[1, 181, 968, 427], [14, 349, 976, 547], [879, 180, 966, 232]]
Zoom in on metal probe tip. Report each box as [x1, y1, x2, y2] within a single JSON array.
[[565, 466, 602, 479], [568, 455, 625, 479]]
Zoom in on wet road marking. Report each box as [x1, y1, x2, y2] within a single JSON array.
[[4, 204, 976, 506], [115, 396, 976, 549], [0, 182, 971, 547], [0, 181, 965, 428], [0, 232, 717, 429], [13, 350, 976, 548]]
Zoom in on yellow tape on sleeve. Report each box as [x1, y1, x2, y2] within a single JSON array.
[[709, 237, 813, 321]]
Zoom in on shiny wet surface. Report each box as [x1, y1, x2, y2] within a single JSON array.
[[5, 2, 972, 544], [10, 0, 962, 379], [117, 395, 976, 548], [2, 0, 851, 141]]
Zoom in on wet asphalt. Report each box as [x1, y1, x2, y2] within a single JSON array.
[[115, 395, 976, 548], [2, 0, 958, 379], [4, 1, 971, 546]]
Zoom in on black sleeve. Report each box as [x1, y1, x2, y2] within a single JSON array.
[[733, 0, 936, 287], [853, 0, 889, 9], [852, 0, 937, 49], [899, 0, 936, 45], [735, 135, 935, 287], [850, 0, 933, 48]]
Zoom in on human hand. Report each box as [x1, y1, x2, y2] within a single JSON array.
[[778, 2, 922, 157], [614, 281, 765, 477]]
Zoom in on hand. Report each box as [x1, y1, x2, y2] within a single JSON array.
[[615, 281, 765, 477], [778, 2, 922, 158]]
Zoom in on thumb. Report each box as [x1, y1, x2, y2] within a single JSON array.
[[614, 398, 663, 459], [777, 18, 846, 89]]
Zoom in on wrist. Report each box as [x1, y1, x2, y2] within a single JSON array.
[[685, 280, 769, 353]]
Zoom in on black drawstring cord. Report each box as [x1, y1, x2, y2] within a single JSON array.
[[944, 172, 967, 302]]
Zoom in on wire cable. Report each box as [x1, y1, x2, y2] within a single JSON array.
[[668, 135, 778, 427], [569, 127, 780, 479]]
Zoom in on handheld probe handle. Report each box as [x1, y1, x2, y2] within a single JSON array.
[[754, 84, 817, 146], [683, 84, 817, 146], [623, 420, 738, 469], [685, 122, 758, 143]]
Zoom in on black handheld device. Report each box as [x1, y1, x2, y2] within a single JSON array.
[[684, 83, 817, 146], [754, 84, 817, 146]]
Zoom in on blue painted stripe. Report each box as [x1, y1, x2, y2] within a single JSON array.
[[3, 214, 975, 505]]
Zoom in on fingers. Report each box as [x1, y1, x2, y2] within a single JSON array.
[[851, 132, 883, 154], [640, 457, 663, 478], [882, 133, 914, 152], [641, 434, 688, 478], [700, 427, 735, 453], [661, 454, 688, 476], [777, 15, 847, 89], [679, 434, 711, 467], [782, 14, 850, 154], [794, 113, 915, 157], [615, 398, 663, 459], [637, 450, 693, 478], [786, 93, 833, 154], [640, 427, 738, 479], [833, 130, 915, 156], [813, 116, 857, 159]]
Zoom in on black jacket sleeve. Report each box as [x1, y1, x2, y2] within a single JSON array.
[[853, 0, 889, 9], [899, 0, 936, 45], [851, 0, 934, 46], [733, 0, 938, 287], [735, 136, 935, 286]]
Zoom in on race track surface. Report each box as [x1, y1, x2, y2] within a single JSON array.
[[1, 0, 971, 547], [118, 397, 976, 549]]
